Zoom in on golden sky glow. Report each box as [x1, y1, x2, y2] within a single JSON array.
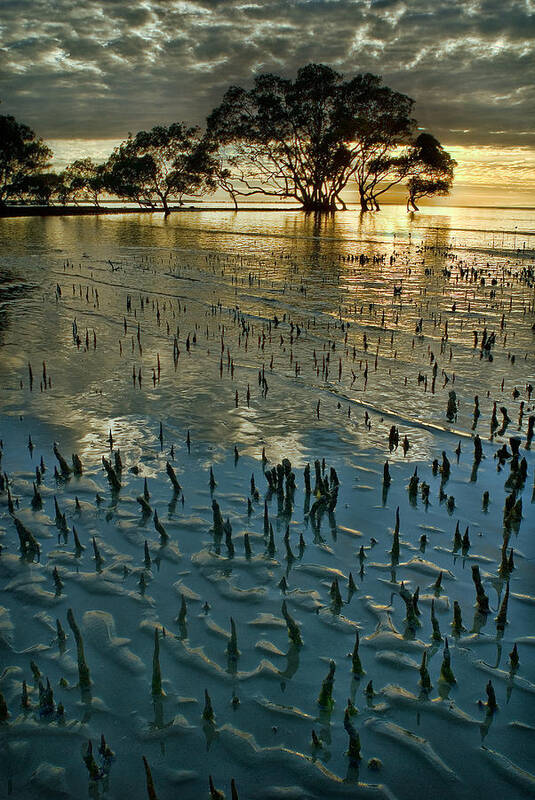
[[46, 139, 535, 207], [447, 145, 535, 186], [2, 0, 534, 208]]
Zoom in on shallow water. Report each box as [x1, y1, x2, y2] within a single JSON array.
[[0, 206, 534, 799]]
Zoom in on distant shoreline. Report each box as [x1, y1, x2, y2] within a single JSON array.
[[0, 205, 242, 218], [1, 203, 535, 219]]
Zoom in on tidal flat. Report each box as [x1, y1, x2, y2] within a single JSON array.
[[0, 206, 534, 799]]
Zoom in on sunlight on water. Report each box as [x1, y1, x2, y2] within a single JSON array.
[[0, 206, 533, 800]]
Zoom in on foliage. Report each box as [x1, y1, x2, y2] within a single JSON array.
[[406, 134, 456, 210], [104, 124, 218, 213], [206, 65, 357, 212], [206, 64, 454, 212], [0, 115, 53, 206], [11, 172, 63, 205], [360, 134, 456, 210], [0, 68, 455, 212], [62, 158, 107, 206]]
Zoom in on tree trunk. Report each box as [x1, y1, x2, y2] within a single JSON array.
[[407, 196, 419, 212], [299, 185, 337, 213], [301, 201, 336, 213]]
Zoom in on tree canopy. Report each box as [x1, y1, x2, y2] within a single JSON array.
[[206, 64, 455, 212], [0, 115, 52, 206], [0, 68, 455, 213], [405, 134, 456, 211], [61, 158, 107, 207], [11, 172, 64, 205], [104, 124, 218, 213]]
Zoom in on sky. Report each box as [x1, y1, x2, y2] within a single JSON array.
[[1, 0, 535, 205]]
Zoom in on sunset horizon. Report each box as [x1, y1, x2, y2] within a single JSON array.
[[42, 137, 535, 208], [2, 0, 535, 211]]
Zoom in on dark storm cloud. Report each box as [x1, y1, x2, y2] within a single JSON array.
[[0, 0, 533, 145]]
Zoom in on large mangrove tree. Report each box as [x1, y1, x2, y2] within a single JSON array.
[[206, 64, 455, 212]]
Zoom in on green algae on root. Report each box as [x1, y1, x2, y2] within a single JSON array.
[[31, 482, 42, 509], [21, 680, 29, 710], [281, 600, 302, 646], [52, 566, 63, 595], [509, 643, 519, 669], [419, 650, 432, 691], [317, 660, 336, 710], [209, 775, 224, 799], [471, 565, 490, 614], [142, 755, 159, 800], [344, 705, 361, 763], [72, 525, 84, 555], [399, 582, 420, 629], [153, 510, 169, 542], [66, 608, 91, 689], [431, 600, 442, 642], [203, 689, 215, 722], [226, 617, 240, 662], [330, 577, 343, 610], [137, 495, 152, 515], [13, 517, 40, 558], [311, 728, 322, 749], [92, 536, 104, 570], [440, 638, 456, 684], [486, 680, 497, 711], [267, 523, 275, 557], [433, 571, 443, 594], [209, 467, 217, 491], [212, 500, 224, 536], [496, 581, 510, 632], [352, 630, 365, 676], [72, 453, 83, 475], [176, 594, 187, 626], [152, 627, 163, 696], [0, 691, 8, 721], [144, 540, 152, 568], [102, 456, 121, 491], [53, 444, 72, 476], [83, 740, 101, 781], [391, 507, 400, 563], [451, 601, 465, 634], [166, 461, 181, 493], [453, 521, 462, 551]]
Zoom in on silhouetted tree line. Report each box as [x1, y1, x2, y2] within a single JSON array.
[[1, 64, 455, 213]]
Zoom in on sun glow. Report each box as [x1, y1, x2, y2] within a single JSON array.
[[46, 139, 535, 208]]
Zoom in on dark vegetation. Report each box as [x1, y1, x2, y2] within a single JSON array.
[[0, 64, 455, 214]]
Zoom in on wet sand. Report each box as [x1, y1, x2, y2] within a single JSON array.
[[0, 208, 534, 799]]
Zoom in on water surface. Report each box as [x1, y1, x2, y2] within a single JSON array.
[[0, 206, 534, 799]]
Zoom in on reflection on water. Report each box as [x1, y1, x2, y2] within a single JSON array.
[[0, 206, 534, 800], [0, 206, 533, 466]]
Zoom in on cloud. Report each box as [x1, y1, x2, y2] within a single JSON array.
[[0, 0, 533, 149]]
